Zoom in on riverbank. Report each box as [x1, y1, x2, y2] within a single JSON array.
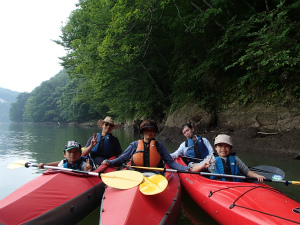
[[156, 102, 300, 158], [24, 99, 300, 158]]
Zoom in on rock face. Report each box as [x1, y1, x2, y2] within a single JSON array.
[[157, 102, 300, 157]]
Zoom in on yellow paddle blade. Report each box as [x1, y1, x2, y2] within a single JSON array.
[[139, 174, 168, 195], [7, 159, 27, 169], [101, 170, 144, 189], [292, 181, 300, 186]]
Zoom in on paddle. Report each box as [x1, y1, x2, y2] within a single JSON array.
[[122, 163, 168, 195], [180, 156, 285, 179], [139, 174, 168, 195], [249, 165, 285, 179], [129, 165, 300, 186], [181, 156, 203, 162], [7, 160, 144, 189], [101, 171, 144, 190], [7, 159, 28, 169]]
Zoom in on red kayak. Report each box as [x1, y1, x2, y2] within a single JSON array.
[[100, 165, 181, 225], [175, 157, 300, 225], [0, 162, 116, 225]]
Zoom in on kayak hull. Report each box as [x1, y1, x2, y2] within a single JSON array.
[[100, 167, 181, 225], [0, 164, 116, 225], [176, 157, 300, 225]]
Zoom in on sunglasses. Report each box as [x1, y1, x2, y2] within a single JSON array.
[[104, 123, 114, 128]]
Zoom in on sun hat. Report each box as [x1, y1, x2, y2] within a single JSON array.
[[64, 140, 82, 152], [214, 134, 233, 147], [139, 120, 158, 133], [97, 116, 119, 129]]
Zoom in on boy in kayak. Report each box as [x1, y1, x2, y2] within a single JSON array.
[[82, 116, 123, 167], [191, 134, 265, 182], [170, 123, 214, 164], [38, 140, 93, 171], [102, 119, 189, 171]]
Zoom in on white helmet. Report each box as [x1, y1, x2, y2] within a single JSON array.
[[214, 134, 233, 147]]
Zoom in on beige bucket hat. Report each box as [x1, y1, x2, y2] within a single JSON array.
[[97, 116, 119, 130], [214, 134, 233, 147]]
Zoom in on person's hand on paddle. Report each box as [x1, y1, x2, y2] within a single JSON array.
[[101, 159, 109, 165], [37, 161, 60, 169], [248, 170, 265, 182], [85, 158, 92, 172], [38, 163, 45, 169]]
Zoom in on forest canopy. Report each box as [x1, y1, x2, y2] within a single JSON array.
[[10, 0, 300, 123]]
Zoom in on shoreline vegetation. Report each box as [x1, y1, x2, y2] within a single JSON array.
[[6, 1, 300, 160]]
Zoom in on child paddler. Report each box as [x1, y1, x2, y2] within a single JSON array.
[[191, 134, 265, 182], [38, 140, 93, 171]]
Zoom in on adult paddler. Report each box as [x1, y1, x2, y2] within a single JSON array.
[[101, 119, 189, 171], [82, 116, 122, 167], [171, 123, 214, 165]]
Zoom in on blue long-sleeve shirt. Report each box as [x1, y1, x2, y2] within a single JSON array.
[[107, 140, 189, 171]]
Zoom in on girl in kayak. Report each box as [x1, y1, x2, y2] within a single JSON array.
[[170, 123, 214, 164], [191, 134, 265, 182], [38, 140, 93, 171], [102, 119, 189, 171], [82, 116, 123, 167]]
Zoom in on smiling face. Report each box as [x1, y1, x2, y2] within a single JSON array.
[[182, 126, 194, 139], [215, 143, 232, 157], [63, 148, 81, 164]]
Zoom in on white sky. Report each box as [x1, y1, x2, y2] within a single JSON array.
[[0, 0, 79, 93]]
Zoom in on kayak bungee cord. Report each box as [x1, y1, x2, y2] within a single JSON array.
[[209, 185, 300, 224], [208, 185, 284, 197]]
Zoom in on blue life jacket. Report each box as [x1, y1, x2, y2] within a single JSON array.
[[91, 133, 114, 158], [211, 155, 242, 182], [63, 156, 94, 170], [186, 136, 209, 159]]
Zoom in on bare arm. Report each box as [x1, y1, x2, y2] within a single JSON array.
[[247, 170, 265, 183], [38, 161, 60, 169], [191, 155, 215, 172]]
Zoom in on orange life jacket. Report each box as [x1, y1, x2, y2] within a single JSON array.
[[131, 140, 161, 167]]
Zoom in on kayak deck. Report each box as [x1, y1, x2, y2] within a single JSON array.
[[100, 168, 181, 225], [0, 164, 116, 225], [176, 157, 300, 225]]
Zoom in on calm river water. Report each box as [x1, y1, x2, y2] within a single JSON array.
[[0, 123, 299, 224]]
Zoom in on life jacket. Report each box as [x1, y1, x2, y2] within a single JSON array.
[[90, 133, 114, 158], [63, 156, 93, 170], [185, 136, 209, 159], [131, 139, 162, 167], [210, 155, 242, 182]]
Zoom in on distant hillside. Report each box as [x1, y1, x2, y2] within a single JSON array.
[[0, 88, 20, 123]]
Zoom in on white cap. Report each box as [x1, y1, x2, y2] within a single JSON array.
[[214, 134, 233, 147]]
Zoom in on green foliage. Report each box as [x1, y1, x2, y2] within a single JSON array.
[[23, 71, 70, 122], [14, 0, 300, 123], [10, 92, 31, 122], [0, 88, 20, 123]]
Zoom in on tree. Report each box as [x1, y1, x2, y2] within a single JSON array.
[[10, 92, 31, 122]]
